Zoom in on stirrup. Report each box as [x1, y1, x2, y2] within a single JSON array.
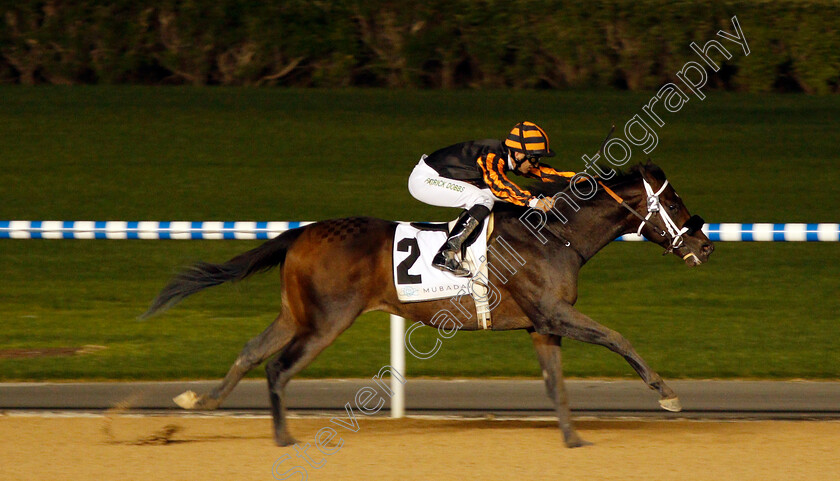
[[432, 250, 471, 277]]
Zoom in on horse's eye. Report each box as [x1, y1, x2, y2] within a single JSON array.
[[668, 204, 678, 211]]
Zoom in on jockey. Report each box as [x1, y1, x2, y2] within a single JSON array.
[[408, 121, 576, 277]]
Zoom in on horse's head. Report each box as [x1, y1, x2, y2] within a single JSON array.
[[630, 161, 714, 266], [506, 160, 713, 265]]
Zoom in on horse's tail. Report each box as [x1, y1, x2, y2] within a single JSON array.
[[139, 227, 307, 320]]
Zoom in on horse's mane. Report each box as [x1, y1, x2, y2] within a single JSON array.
[[495, 161, 665, 216]]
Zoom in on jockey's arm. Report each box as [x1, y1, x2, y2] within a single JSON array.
[[477, 153, 547, 209], [523, 162, 576, 183]]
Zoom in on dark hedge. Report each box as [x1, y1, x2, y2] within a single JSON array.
[[1, 1, 838, 92]]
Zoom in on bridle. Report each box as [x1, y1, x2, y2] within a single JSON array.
[[594, 177, 705, 259], [537, 175, 703, 261], [634, 178, 705, 255], [587, 125, 705, 258]]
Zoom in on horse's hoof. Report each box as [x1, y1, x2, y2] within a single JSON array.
[[173, 391, 220, 410], [659, 396, 683, 412], [564, 436, 593, 448], [173, 391, 200, 409], [274, 435, 300, 447]]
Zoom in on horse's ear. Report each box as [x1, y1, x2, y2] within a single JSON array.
[[631, 162, 650, 180], [642, 159, 666, 181], [637, 163, 653, 183], [639, 161, 665, 182]]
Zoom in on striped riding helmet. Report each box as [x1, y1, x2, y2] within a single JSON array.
[[504, 121, 555, 158]]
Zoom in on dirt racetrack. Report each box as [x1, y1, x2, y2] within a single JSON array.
[[2, 414, 839, 480]]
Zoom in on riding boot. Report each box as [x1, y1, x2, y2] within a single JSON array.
[[432, 210, 481, 277]]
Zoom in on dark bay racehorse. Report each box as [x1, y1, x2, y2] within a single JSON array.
[[142, 161, 713, 448]]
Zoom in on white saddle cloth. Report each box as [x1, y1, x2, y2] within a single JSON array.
[[392, 220, 489, 303]]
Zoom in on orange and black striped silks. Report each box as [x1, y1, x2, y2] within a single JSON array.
[[476, 153, 534, 206], [520, 163, 576, 183]]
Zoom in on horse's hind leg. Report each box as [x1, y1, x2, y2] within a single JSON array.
[[530, 331, 591, 448], [174, 313, 296, 410], [266, 309, 359, 446]]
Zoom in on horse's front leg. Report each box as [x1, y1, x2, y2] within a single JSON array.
[[533, 302, 681, 412], [529, 331, 591, 448]]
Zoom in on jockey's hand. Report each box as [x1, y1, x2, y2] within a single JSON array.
[[532, 197, 554, 212]]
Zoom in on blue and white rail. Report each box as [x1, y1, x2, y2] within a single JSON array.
[[1, 221, 838, 241], [0, 221, 314, 240], [616, 223, 840, 242]]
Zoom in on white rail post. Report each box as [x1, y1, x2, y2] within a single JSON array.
[[389, 314, 405, 418]]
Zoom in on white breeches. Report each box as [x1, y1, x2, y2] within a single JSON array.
[[408, 156, 496, 211]]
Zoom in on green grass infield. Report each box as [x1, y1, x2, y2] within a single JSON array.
[[1, 87, 838, 380]]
